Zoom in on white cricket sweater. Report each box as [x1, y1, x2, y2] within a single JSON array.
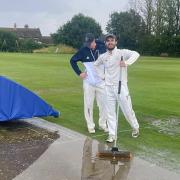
[[94, 47, 140, 85]]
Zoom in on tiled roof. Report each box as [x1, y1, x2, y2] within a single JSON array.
[[0, 27, 42, 39]]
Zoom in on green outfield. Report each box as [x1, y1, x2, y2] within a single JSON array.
[[0, 53, 179, 172]]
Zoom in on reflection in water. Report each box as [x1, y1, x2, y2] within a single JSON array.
[[81, 137, 132, 180]]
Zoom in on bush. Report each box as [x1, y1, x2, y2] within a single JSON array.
[[33, 44, 77, 54], [19, 39, 44, 53], [137, 35, 180, 56]]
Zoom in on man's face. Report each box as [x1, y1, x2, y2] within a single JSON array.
[[90, 40, 96, 50], [105, 37, 117, 51]]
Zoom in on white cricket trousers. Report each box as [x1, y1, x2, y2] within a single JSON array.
[[83, 81, 107, 130], [106, 83, 139, 136]]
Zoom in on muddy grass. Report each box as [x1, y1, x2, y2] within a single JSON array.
[[0, 120, 59, 180], [136, 116, 180, 173]]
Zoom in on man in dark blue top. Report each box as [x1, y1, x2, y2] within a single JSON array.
[[70, 33, 108, 134]]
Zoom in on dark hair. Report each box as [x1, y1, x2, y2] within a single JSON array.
[[84, 33, 95, 47]]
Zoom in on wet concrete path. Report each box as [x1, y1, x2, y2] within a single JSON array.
[[0, 118, 180, 180], [15, 119, 180, 180]]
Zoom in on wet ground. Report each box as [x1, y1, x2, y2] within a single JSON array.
[[15, 119, 180, 180], [0, 118, 180, 180], [0, 120, 59, 180], [149, 117, 180, 136]]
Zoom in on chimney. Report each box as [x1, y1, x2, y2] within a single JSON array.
[[24, 24, 29, 29], [14, 23, 17, 29]]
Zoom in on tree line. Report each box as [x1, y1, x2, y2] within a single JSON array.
[[0, 0, 179, 56], [52, 0, 180, 56], [0, 30, 44, 53]]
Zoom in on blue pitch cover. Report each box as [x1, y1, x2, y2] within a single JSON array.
[[0, 76, 60, 122]]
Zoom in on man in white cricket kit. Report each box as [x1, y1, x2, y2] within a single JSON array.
[[70, 33, 108, 134], [94, 34, 140, 142]]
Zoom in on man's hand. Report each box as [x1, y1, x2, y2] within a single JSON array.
[[79, 72, 87, 79], [119, 60, 127, 67]]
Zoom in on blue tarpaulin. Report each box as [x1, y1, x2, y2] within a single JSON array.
[[0, 76, 60, 122]]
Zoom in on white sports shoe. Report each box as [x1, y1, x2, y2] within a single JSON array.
[[99, 126, 109, 133], [88, 128, 95, 134], [106, 135, 115, 143], [132, 128, 139, 138]]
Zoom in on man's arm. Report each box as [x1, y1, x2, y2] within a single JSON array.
[[70, 50, 83, 76], [122, 49, 140, 66], [94, 54, 104, 66], [94, 55, 105, 80]]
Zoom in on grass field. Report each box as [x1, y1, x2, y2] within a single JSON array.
[[0, 53, 180, 172]]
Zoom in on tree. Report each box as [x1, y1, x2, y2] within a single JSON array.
[[154, 0, 166, 36], [163, 0, 178, 36], [106, 9, 146, 50], [129, 0, 180, 56], [0, 30, 18, 52], [134, 0, 155, 34], [52, 14, 102, 49], [175, 0, 180, 35]]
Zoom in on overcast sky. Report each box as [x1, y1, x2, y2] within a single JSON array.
[[0, 0, 130, 36]]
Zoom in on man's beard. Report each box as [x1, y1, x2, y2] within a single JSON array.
[[107, 46, 116, 51]]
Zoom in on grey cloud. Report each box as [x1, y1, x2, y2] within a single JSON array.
[[0, 0, 129, 35]]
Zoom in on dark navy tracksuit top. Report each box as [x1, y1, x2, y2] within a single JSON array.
[[70, 40, 106, 86]]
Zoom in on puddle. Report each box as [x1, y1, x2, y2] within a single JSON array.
[[81, 138, 180, 180], [0, 120, 59, 180], [82, 138, 132, 180], [147, 117, 180, 136]]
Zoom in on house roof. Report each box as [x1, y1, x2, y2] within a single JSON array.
[[0, 27, 42, 39], [41, 36, 53, 44]]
